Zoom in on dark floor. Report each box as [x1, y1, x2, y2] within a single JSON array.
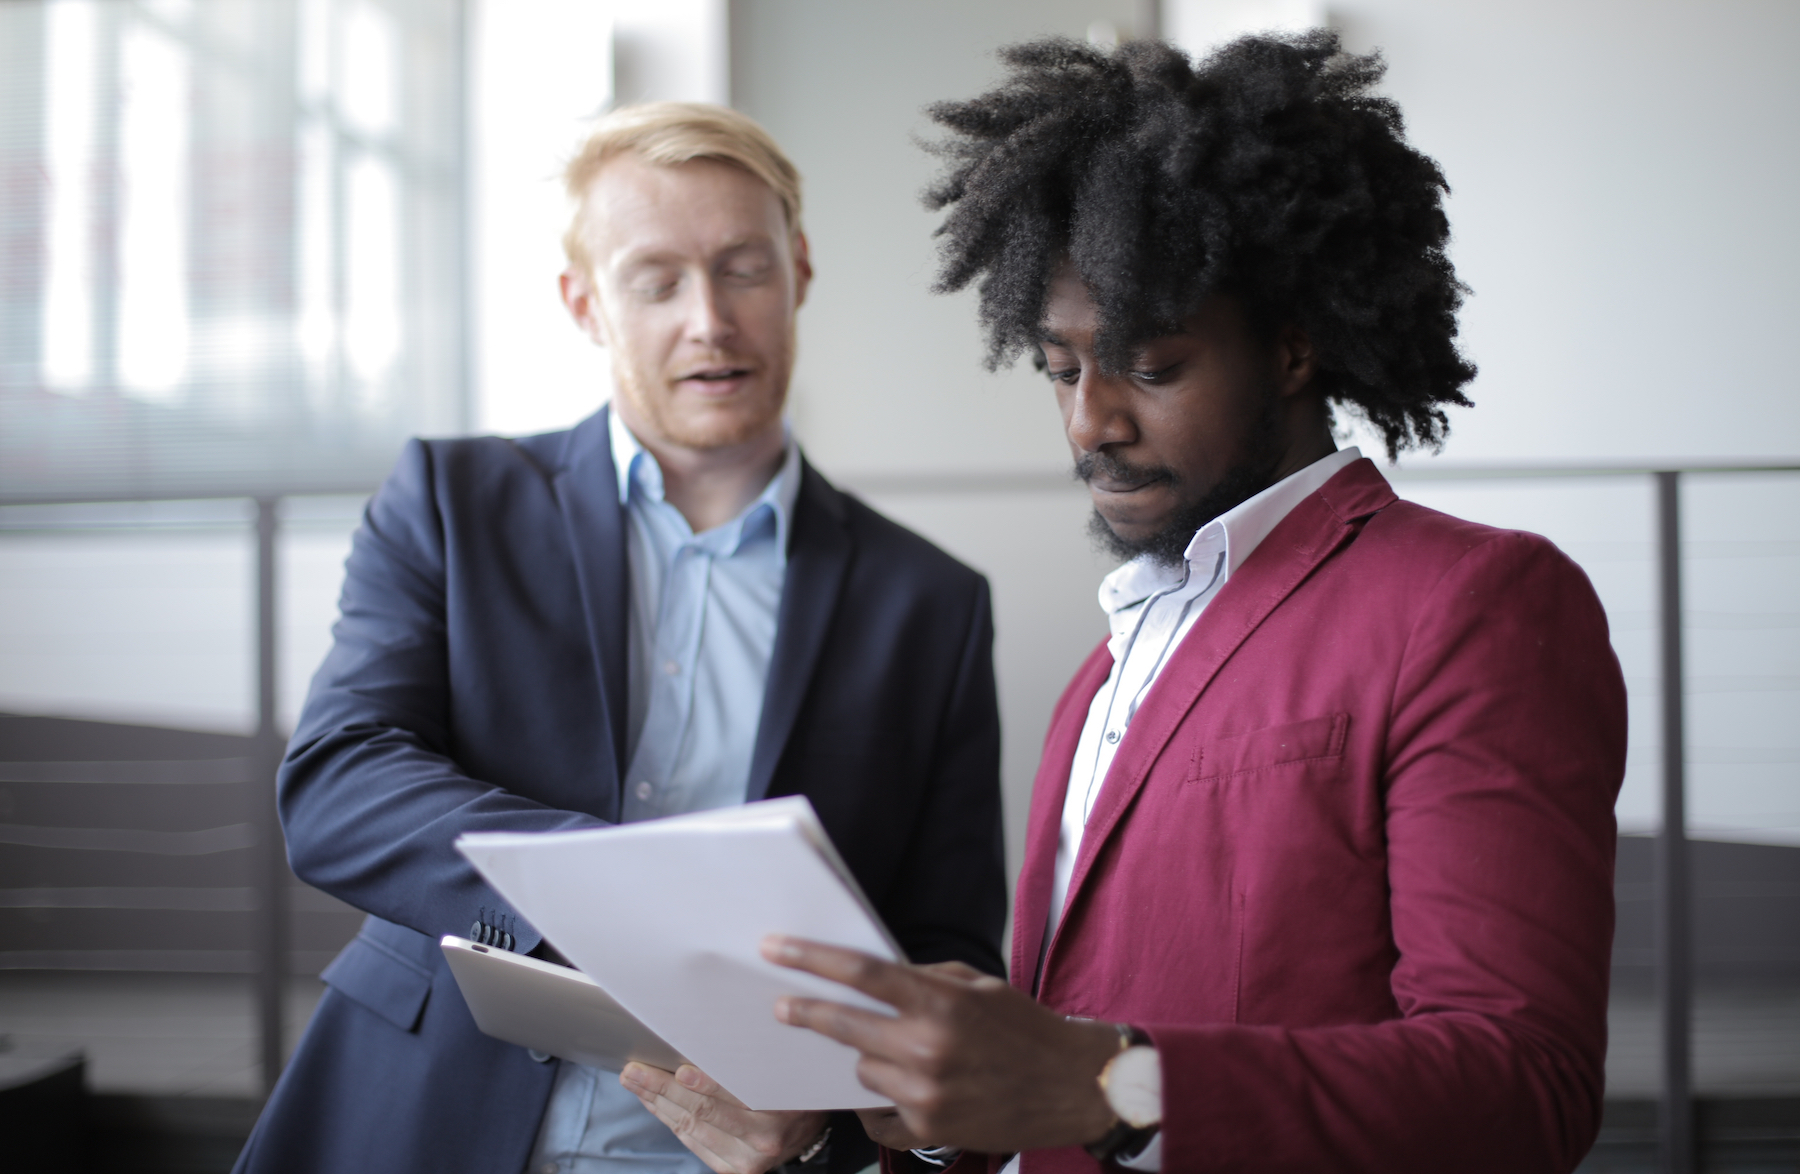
[[0, 974, 323, 1096]]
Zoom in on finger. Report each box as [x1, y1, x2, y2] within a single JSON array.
[[673, 1064, 749, 1109], [855, 1106, 927, 1152], [773, 993, 912, 1059], [621, 1064, 733, 1124], [853, 1054, 941, 1115], [918, 959, 987, 983], [623, 1065, 801, 1173], [761, 936, 926, 1010], [625, 1075, 763, 1172], [628, 1088, 739, 1174], [619, 1061, 682, 1100]]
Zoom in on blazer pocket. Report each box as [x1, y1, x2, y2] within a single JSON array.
[[1190, 713, 1349, 783], [319, 916, 435, 1033]]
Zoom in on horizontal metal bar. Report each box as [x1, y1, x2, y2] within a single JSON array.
[[846, 462, 1800, 497], [3, 459, 1797, 510], [0, 822, 256, 855], [0, 758, 253, 784], [0, 886, 259, 911]]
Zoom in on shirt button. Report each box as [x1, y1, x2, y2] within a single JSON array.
[[663, 660, 680, 676], [1105, 730, 1121, 744], [634, 780, 654, 801]]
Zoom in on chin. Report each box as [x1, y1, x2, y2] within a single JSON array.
[[663, 405, 784, 451], [1093, 506, 1165, 545]]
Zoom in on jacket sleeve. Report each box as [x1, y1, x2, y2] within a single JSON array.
[[277, 439, 603, 952], [1153, 531, 1627, 1173]]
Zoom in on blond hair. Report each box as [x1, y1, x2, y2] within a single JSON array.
[[562, 102, 803, 275]]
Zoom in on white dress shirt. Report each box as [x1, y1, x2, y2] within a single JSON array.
[[1000, 447, 1361, 1174], [525, 410, 802, 1174]]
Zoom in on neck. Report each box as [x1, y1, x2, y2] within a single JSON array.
[[1266, 393, 1339, 484], [616, 403, 787, 533]]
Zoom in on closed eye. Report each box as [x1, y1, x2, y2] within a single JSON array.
[[1132, 362, 1181, 384]]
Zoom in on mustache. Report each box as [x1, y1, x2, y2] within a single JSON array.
[[1073, 451, 1178, 488]]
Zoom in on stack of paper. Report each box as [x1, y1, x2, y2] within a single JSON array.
[[456, 796, 898, 1110]]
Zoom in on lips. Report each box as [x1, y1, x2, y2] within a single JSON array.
[[679, 364, 754, 383], [1086, 475, 1162, 495], [1075, 453, 1174, 496]]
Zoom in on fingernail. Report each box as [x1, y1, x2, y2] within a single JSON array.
[[763, 935, 801, 961], [620, 1064, 643, 1088], [677, 1066, 702, 1089], [774, 997, 793, 1023]]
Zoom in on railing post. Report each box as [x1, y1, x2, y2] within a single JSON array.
[[254, 497, 287, 1096], [1654, 470, 1693, 1173]]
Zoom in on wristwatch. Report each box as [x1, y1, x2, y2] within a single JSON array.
[[1084, 1024, 1160, 1166], [782, 1124, 831, 1170]]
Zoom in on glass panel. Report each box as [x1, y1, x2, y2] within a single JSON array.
[[0, 0, 468, 503]]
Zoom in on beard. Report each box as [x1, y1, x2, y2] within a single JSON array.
[[1079, 391, 1286, 568], [612, 347, 792, 452]]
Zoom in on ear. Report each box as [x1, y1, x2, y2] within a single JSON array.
[[560, 266, 609, 348], [789, 230, 814, 310], [1273, 323, 1317, 398]]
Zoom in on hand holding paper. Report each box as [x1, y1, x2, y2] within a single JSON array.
[[760, 935, 1123, 1154], [455, 796, 900, 1110], [621, 1061, 829, 1174]]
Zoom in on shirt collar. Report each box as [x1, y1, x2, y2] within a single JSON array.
[[608, 404, 803, 554], [1097, 447, 1362, 618]]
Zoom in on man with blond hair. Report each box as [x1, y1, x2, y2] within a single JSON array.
[[233, 103, 1006, 1174]]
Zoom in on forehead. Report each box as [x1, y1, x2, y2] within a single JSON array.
[[578, 155, 787, 267], [1040, 267, 1100, 341], [1039, 266, 1253, 355]]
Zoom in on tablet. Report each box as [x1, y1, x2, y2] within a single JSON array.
[[440, 935, 689, 1072]]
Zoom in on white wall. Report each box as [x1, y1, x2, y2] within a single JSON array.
[[1316, 0, 1800, 466], [470, 0, 734, 438]]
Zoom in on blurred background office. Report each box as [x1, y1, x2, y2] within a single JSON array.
[[0, 0, 1795, 1170]]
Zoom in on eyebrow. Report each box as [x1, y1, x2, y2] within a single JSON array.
[[1038, 330, 1071, 348], [613, 236, 777, 271]]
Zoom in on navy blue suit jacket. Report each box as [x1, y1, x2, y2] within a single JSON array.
[[235, 408, 1006, 1174]]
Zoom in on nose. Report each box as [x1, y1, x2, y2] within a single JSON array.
[[682, 275, 737, 348], [1062, 368, 1137, 455]]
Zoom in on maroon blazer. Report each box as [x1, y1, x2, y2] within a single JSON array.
[[967, 459, 1626, 1173]]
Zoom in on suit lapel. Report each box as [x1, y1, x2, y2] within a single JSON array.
[[1043, 460, 1397, 972], [549, 407, 630, 815], [746, 459, 852, 802], [1013, 642, 1115, 994]]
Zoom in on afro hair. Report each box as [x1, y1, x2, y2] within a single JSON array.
[[922, 30, 1476, 457]]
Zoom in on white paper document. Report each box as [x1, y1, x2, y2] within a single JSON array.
[[455, 796, 900, 1110]]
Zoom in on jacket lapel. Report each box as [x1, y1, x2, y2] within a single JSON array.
[[1043, 459, 1397, 971], [1013, 642, 1115, 993], [746, 459, 852, 802], [549, 406, 631, 816]]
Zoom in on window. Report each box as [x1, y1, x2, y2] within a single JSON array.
[[0, 0, 468, 502]]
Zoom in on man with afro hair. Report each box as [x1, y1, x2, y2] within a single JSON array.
[[744, 31, 1628, 1174]]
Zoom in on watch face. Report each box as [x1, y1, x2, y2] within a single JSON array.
[[1105, 1045, 1162, 1129]]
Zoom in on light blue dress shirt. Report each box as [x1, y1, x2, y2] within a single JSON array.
[[523, 409, 801, 1174]]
